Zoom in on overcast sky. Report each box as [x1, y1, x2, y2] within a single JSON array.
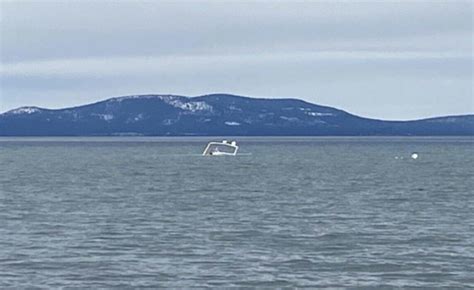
[[0, 0, 472, 120]]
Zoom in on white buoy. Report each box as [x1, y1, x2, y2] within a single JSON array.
[[411, 153, 419, 160]]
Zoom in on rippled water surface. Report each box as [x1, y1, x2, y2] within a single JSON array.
[[1, 137, 473, 287]]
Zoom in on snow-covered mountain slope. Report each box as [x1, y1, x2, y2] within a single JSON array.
[[1, 94, 473, 136]]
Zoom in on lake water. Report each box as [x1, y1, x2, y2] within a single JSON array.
[[0, 137, 473, 287]]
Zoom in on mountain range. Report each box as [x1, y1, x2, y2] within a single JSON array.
[[1, 94, 473, 136]]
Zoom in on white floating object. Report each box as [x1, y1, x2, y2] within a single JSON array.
[[202, 140, 239, 156], [411, 153, 419, 160]]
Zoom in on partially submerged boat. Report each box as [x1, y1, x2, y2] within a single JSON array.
[[202, 140, 239, 156]]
